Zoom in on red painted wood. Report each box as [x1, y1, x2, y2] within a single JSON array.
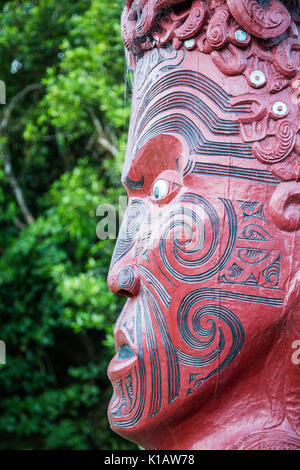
[[107, 0, 300, 450]]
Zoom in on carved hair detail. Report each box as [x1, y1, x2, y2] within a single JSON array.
[[122, 1, 296, 59], [122, 0, 300, 195], [227, 0, 291, 39]]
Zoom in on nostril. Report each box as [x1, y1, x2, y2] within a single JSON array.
[[117, 289, 135, 298], [108, 265, 140, 297], [117, 265, 140, 296], [118, 266, 135, 290]]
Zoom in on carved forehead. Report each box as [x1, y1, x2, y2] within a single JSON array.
[[124, 50, 298, 189], [122, 0, 300, 184], [124, 50, 252, 173]]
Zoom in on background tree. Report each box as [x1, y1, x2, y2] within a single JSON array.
[[0, 0, 135, 449]]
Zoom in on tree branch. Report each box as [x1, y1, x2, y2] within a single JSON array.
[[0, 84, 43, 133], [88, 108, 118, 157], [0, 83, 44, 226]]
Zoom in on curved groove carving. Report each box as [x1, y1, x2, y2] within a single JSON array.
[[226, 0, 291, 39], [174, 1, 208, 40]]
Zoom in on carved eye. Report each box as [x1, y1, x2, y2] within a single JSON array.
[[153, 179, 169, 201], [152, 177, 181, 204]]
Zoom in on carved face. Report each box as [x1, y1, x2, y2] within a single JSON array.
[[106, 46, 299, 448]]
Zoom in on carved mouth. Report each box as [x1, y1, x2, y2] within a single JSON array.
[[107, 328, 137, 382], [108, 351, 137, 383], [117, 343, 136, 361], [115, 328, 136, 359]]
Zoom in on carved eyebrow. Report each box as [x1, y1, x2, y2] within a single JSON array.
[[123, 175, 145, 190]]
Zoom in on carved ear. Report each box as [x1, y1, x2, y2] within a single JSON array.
[[270, 181, 300, 231]]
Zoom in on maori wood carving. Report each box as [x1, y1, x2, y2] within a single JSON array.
[[107, 0, 300, 450]]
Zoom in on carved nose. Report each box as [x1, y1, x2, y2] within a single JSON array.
[[107, 265, 140, 297]]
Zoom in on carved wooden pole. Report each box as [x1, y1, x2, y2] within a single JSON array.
[[107, 0, 300, 450]]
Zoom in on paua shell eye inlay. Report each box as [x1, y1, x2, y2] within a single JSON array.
[[153, 179, 169, 200], [234, 29, 247, 43], [272, 101, 288, 118], [250, 70, 266, 88]]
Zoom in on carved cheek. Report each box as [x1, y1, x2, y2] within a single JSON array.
[[153, 194, 237, 285], [142, 196, 245, 397]]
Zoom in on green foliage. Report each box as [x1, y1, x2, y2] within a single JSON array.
[[0, 0, 135, 449]]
